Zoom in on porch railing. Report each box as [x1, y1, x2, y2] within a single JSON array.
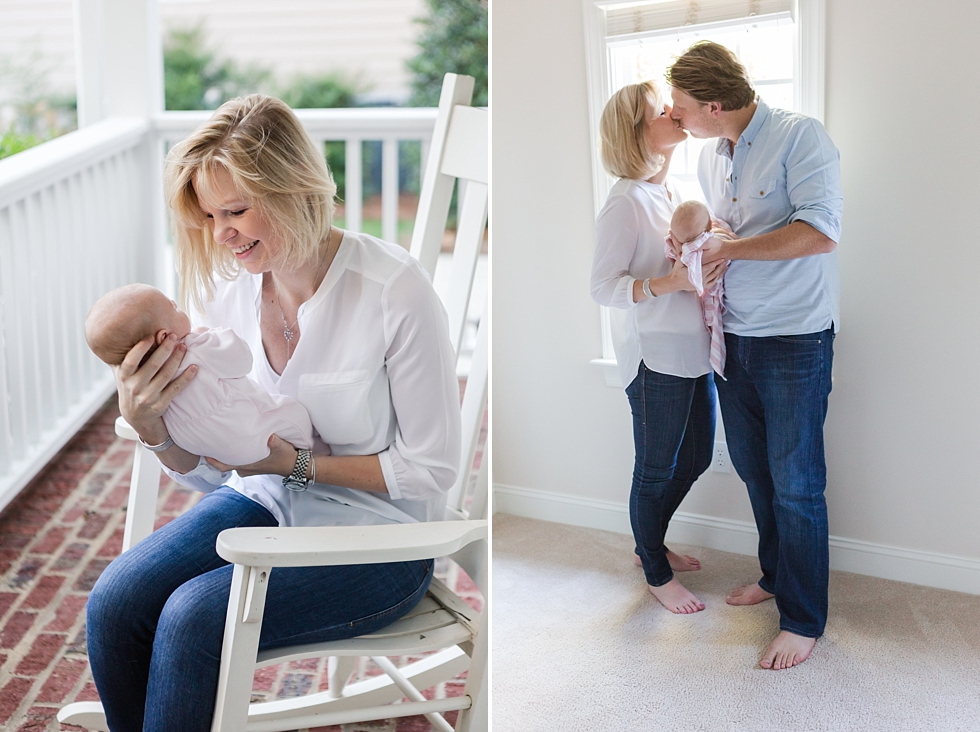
[[0, 107, 438, 512]]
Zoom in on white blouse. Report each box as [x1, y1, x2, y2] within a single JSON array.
[[590, 178, 711, 387], [162, 230, 462, 527]]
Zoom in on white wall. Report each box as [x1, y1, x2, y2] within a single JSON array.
[[492, 0, 980, 592]]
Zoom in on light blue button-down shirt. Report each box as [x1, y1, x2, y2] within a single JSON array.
[[699, 99, 843, 336]]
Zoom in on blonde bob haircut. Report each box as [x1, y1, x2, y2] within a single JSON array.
[[165, 94, 337, 313], [599, 80, 666, 181]]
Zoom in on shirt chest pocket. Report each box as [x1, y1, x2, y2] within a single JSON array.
[[749, 177, 780, 200], [298, 371, 375, 446]]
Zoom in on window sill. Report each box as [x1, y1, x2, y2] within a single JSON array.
[[589, 358, 622, 388]]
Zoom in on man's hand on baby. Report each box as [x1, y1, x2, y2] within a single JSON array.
[[710, 218, 735, 236], [702, 258, 728, 289], [207, 434, 300, 478], [699, 234, 731, 265]]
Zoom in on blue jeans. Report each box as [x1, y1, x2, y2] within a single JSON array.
[[625, 362, 716, 587], [716, 329, 834, 638], [86, 487, 434, 732]]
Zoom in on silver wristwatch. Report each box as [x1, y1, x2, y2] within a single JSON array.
[[282, 449, 313, 492]]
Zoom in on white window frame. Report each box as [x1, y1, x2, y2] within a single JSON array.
[[583, 0, 826, 386]]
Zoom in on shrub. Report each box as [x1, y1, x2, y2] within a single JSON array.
[[407, 0, 488, 108]]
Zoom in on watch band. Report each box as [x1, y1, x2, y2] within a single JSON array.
[[138, 434, 175, 453], [283, 449, 312, 492], [642, 278, 656, 299]]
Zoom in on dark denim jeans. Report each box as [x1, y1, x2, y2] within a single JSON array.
[[625, 362, 716, 587], [716, 329, 834, 638], [86, 487, 434, 732]]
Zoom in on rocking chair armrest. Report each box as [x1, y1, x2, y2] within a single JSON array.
[[215, 520, 488, 568], [115, 416, 139, 441]]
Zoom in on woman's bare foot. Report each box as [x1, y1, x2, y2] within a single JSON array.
[[759, 631, 816, 670], [647, 578, 705, 614], [633, 550, 701, 572], [725, 582, 775, 606]]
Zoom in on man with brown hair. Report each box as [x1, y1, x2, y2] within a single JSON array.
[[666, 41, 843, 670]]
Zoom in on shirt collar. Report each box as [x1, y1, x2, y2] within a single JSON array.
[[713, 97, 770, 157]]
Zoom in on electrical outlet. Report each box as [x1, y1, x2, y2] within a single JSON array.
[[712, 441, 732, 473]]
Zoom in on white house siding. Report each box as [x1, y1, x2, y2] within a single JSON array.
[[0, 0, 426, 107], [160, 0, 427, 104], [0, 0, 77, 99]]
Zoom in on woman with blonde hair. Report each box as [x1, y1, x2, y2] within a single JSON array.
[[85, 95, 461, 731], [590, 80, 725, 614]]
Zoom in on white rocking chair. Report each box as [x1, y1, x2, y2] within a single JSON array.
[[59, 72, 488, 732]]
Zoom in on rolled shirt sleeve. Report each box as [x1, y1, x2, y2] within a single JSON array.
[[591, 193, 640, 310], [162, 456, 235, 492], [786, 118, 843, 243]]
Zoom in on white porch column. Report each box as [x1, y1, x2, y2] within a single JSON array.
[[73, 0, 164, 125], [72, 0, 167, 293]]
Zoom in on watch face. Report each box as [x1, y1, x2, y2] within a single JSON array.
[[283, 476, 308, 492]]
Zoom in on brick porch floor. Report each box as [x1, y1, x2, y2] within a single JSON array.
[[0, 398, 478, 731]]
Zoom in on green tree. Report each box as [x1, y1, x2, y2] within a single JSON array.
[[406, 0, 488, 108], [279, 73, 359, 110], [164, 26, 271, 110]]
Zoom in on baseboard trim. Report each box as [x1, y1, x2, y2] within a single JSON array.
[[493, 483, 980, 596]]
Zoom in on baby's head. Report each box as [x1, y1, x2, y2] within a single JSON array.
[[85, 284, 192, 366], [671, 200, 712, 244]]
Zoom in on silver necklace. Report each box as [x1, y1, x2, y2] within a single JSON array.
[[268, 230, 335, 353], [272, 278, 299, 348]]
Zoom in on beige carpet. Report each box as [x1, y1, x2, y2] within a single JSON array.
[[492, 514, 980, 731]]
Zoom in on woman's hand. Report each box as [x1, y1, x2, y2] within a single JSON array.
[[206, 434, 299, 478], [113, 333, 197, 442], [665, 257, 697, 293]]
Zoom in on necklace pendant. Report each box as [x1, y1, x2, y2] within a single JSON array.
[[283, 325, 295, 342]]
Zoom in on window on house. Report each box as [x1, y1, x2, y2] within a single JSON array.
[[583, 0, 824, 384]]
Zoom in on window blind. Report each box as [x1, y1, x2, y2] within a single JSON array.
[[603, 0, 792, 38]]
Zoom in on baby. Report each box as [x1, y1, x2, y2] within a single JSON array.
[[85, 283, 314, 466], [666, 200, 727, 378]]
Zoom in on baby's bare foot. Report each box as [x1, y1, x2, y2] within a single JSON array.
[[725, 582, 774, 606], [759, 631, 816, 670], [648, 578, 705, 614], [633, 550, 701, 572]]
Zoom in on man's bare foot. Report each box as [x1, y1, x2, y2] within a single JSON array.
[[759, 631, 816, 670], [726, 582, 775, 606], [666, 549, 701, 572], [647, 578, 705, 614], [633, 550, 701, 572]]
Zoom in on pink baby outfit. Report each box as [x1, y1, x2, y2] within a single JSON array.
[[665, 231, 726, 379], [163, 327, 314, 465]]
